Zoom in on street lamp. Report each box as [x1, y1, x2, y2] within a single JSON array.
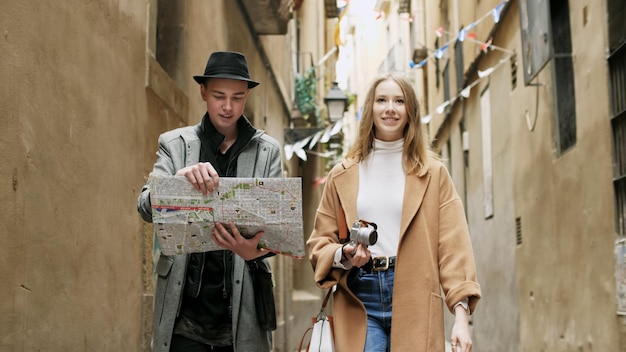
[[324, 82, 348, 123]]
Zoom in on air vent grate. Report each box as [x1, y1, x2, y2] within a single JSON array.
[[515, 217, 522, 245], [510, 54, 517, 90]]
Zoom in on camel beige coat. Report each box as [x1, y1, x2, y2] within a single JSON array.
[[307, 157, 481, 352]]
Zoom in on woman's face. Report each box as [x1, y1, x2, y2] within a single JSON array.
[[372, 79, 408, 141]]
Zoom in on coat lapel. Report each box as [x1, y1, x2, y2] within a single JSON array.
[[399, 171, 431, 241], [332, 159, 431, 240], [332, 159, 360, 227]]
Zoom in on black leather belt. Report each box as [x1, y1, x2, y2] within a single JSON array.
[[371, 256, 396, 271]]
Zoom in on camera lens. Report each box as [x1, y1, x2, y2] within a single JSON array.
[[358, 227, 377, 245]]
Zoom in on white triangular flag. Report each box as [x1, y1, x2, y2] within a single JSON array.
[[308, 130, 323, 149], [461, 86, 471, 98], [319, 126, 332, 143], [436, 101, 450, 114], [421, 114, 432, 124], [330, 120, 343, 136], [295, 148, 307, 161], [478, 67, 495, 78], [284, 144, 294, 160], [298, 136, 312, 149]]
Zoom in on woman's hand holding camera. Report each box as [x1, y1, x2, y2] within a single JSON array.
[[342, 243, 371, 268]]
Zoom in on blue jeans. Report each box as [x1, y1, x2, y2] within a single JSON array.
[[348, 268, 395, 352]]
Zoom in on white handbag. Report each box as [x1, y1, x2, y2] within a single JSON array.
[[299, 289, 335, 352]]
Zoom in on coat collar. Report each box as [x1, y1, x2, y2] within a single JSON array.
[[332, 158, 431, 241]]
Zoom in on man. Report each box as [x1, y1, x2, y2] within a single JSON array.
[[137, 51, 283, 352]]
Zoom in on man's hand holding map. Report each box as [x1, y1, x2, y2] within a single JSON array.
[[149, 176, 304, 259]]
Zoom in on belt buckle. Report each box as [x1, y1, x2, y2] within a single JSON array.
[[372, 256, 389, 271]]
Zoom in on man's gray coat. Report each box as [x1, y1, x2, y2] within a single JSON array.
[[137, 122, 283, 351]]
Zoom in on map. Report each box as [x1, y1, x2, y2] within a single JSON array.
[[149, 175, 305, 259]]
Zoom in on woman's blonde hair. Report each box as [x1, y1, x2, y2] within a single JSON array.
[[345, 74, 438, 176]]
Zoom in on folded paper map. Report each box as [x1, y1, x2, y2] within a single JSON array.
[[149, 176, 304, 259]]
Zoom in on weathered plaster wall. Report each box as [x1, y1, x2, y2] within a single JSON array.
[[463, 8, 520, 351], [426, 0, 621, 350], [1, 1, 149, 350], [1, 0, 294, 350], [512, 0, 618, 350]]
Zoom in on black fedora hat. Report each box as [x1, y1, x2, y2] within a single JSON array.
[[193, 51, 260, 88]]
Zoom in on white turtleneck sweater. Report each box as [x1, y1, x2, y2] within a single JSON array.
[[357, 138, 405, 258], [334, 138, 405, 268]]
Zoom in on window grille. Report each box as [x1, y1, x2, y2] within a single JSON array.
[[610, 43, 626, 237]]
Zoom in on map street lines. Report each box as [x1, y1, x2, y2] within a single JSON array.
[[149, 176, 304, 258]]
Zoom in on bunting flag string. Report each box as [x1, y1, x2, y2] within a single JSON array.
[[284, 120, 344, 161], [410, 0, 511, 124], [409, 0, 508, 69], [420, 53, 513, 124], [285, 1, 511, 158], [438, 28, 513, 55]]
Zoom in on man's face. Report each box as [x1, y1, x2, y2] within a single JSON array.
[[201, 78, 250, 136]]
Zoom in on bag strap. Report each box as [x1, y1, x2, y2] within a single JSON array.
[[316, 288, 333, 319], [321, 288, 333, 310], [298, 326, 314, 352], [338, 204, 348, 244]]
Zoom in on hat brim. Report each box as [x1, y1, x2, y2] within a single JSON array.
[[193, 74, 259, 88]]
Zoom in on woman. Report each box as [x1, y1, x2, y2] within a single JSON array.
[[307, 75, 481, 352]]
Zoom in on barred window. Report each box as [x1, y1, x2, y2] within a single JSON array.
[[610, 45, 626, 237], [608, 1, 626, 238], [608, 0, 626, 315]]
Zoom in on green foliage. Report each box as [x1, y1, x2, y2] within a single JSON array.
[[346, 93, 356, 110], [295, 66, 319, 124]]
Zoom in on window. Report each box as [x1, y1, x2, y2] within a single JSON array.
[[610, 43, 626, 315], [435, 38, 441, 88], [480, 87, 494, 219], [442, 60, 450, 110], [518, 0, 577, 154], [454, 33, 464, 93], [607, 0, 626, 53], [607, 0, 626, 315], [518, 0, 552, 85], [608, 1, 626, 239], [145, 0, 188, 120], [550, 0, 576, 154], [156, 0, 186, 87]]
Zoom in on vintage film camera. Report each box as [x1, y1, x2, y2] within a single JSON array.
[[349, 220, 378, 246]]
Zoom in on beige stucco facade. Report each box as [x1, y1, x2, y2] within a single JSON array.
[[1, 0, 342, 351], [337, 0, 625, 350], [421, 0, 623, 351], [7, 0, 622, 350]]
